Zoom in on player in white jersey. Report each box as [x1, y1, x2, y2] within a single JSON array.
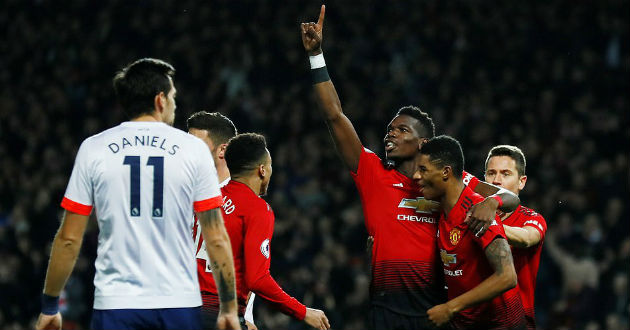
[[36, 58, 240, 330], [187, 111, 258, 330]]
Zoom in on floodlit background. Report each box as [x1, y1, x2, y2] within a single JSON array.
[[1, 1, 628, 329]]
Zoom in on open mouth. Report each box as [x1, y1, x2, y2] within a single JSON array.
[[385, 141, 396, 152]]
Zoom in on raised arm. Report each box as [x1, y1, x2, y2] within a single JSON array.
[[301, 5, 362, 172], [36, 211, 89, 330], [197, 208, 240, 330], [427, 238, 517, 326]]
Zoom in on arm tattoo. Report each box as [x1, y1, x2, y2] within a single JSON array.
[[199, 208, 224, 230], [218, 267, 236, 303], [485, 238, 513, 275]]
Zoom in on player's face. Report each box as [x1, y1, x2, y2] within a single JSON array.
[[485, 155, 527, 195], [413, 153, 445, 201], [163, 78, 177, 125], [260, 149, 273, 196], [189, 128, 221, 166], [384, 115, 423, 161]]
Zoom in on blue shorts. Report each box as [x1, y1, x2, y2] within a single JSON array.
[[91, 307, 201, 330]]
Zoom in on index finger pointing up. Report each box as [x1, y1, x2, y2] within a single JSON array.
[[317, 4, 325, 27]]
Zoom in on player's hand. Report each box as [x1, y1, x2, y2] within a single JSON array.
[[427, 303, 454, 327], [303, 307, 331, 330], [245, 320, 258, 330], [216, 311, 240, 330], [300, 5, 325, 55], [35, 312, 62, 330], [465, 197, 501, 237]]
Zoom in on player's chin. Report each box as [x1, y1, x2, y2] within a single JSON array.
[[422, 187, 438, 200]]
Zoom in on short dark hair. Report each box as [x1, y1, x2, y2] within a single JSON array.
[[419, 135, 464, 178], [485, 145, 527, 176], [225, 133, 268, 176], [187, 111, 238, 146], [396, 105, 435, 138], [113, 58, 175, 119]]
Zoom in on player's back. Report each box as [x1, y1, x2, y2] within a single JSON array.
[[197, 180, 264, 314], [65, 121, 220, 310]]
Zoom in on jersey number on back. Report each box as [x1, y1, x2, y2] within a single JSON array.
[[123, 156, 164, 217]]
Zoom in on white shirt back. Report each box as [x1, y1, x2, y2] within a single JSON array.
[[62, 121, 222, 309]]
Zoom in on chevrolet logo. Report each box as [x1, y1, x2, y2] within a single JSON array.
[[398, 198, 441, 214], [440, 249, 457, 266]]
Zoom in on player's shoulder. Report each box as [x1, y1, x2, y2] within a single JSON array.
[[250, 195, 273, 213], [517, 205, 546, 222], [361, 147, 382, 162]]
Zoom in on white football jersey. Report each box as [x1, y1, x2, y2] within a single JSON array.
[[61, 121, 222, 310]]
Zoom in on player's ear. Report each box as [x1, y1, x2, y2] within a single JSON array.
[[418, 138, 429, 150], [442, 166, 451, 181], [154, 91, 166, 112], [258, 163, 266, 178], [518, 175, 527, 191], [217, 143, 228, 159]]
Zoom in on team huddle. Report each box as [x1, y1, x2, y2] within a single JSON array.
[[36, 5, 546, 330]]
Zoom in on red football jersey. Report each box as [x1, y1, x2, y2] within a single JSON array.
[[503, 205, 547, 330], [351, 148, 444, 316], [438, 185, 526, 330], [192, 180, 306, 320]]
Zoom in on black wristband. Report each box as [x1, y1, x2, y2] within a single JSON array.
[[41, 294, 60, 315], [311, 66, 330, 84]]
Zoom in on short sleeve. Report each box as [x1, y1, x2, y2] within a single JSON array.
[[474, 216, 507, 249], [462, 170, 480, 191], [192, 139, 222, 213], [522, 214, 547, 241], [61, 139, 94, 215], [350, 147, 379, 188]]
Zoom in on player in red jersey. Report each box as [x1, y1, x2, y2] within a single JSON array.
[[195, 132, 331, 330], [187, 112, 257, 330], [301, 6, 520, 329], [483, 145, 546, 330], [414, 135, 526, 330]]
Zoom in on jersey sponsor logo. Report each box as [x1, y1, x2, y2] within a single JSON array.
[[260, 239, 270, 259], [440, 249, 457, 266], [398, 197, 440, 214], [397, 214, 435, 223], [449, 228, 462, 245], [444, 268, 464, 277]]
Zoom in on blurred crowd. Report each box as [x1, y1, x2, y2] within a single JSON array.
[[0, 1, 628, 329]]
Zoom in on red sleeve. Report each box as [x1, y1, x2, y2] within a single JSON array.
[[474, 216, 507, 249], [193, 195, 223, 213], [462, 170, 480, 191], [521, 213, 547, 241], [243, 202, 307, 320], [350, 147, 379, 187], [61, 197, 93, 216]]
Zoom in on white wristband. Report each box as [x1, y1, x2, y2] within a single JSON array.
[[309, 53, 326, 69]]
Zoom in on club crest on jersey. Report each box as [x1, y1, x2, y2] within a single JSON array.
[[398, 198, 440, 214], [449, 228, 462, 246], [440, 249, 457, 266], [260, 239, 270, 259]]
